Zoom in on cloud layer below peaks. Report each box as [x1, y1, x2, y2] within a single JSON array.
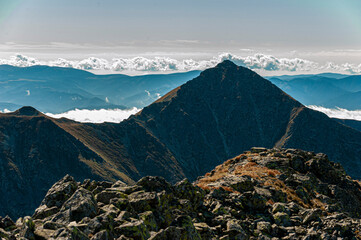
[[1, 53, 361, 74]]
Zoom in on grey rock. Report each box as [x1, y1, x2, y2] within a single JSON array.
[[41, 175, 78, 208]]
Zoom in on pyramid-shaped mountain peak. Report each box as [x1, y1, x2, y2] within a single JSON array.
[[13, 106, 43, 116], [214, 60, 250, 73], [215, 59, 237, 68]]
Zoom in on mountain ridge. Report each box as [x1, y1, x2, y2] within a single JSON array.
[[1, 61, 361, 219]]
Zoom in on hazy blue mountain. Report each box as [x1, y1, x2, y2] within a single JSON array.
[[267, 73, 361, 109], [266, 72, 351, 81], [324, 91, 361, 110], [328, 75, 361, 93], [270, 76, 349, 105], [0, 65, 200, 113], [79, 70, 201, 108]]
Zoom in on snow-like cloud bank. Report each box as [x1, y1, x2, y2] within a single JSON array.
[[46, 108, 141, 123], [1, 53, 361, 74], [308, 105, 361, 121]]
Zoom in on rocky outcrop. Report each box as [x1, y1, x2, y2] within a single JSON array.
[[2, 148, 361, 239]]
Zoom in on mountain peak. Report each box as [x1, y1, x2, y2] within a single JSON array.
[[215, 60, 238, 69], [13, 106, 43, 116]]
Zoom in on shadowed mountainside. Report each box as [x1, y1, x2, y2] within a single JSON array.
[[1, 61, 361, 219], [63, 61, 361, 181]]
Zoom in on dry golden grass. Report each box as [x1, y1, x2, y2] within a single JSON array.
[[263, 178, 309, 207], [197, 156, 281, 192], [310, 198, 326, 210], [198, 163, 231, 186], [197, 154, 328, 211], [354, 230, 361, 239], [234, 162, 281, 179]]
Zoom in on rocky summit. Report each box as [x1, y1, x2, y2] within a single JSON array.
[[1, 148, 361, 239]]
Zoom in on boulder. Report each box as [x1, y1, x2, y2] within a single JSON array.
[[41, 175, 78, 208], [53, 187, 98, 223], [115, 220, 150, 240]]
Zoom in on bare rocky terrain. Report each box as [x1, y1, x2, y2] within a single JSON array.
[[2, 148, 361, 239]]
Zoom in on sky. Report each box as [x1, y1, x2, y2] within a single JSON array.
[[0, 0, 361, 74]]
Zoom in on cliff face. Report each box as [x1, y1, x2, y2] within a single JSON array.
[[2, 148, 361, 240]]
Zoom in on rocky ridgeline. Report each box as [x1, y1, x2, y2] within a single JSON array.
[[1, 148, 361, 239]]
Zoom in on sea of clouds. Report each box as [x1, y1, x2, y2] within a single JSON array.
[[1, 53, 361, 74], [47, 106, 361, 123], [45, 108, 141, 123], [307, 106, 361, 121], [1, 106, 361, 123]]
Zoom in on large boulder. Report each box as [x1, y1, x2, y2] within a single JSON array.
[[41, 175, 78, 208], [52, 187, 98, 223]]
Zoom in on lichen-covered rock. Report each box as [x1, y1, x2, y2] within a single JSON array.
[[41, 175, 78, 208], [302, 209, 322, 224], [52, 187, 98, 223], [173, 179, 205, 208], [257, 221, 271, 234], [128, 191, 159, 212], [136, 176, 173, 193], [33, 205, 59, 220], [19, 216, 35, 240], [95, 189, 127, 204], [150, 215, 201, 240], [115, 220, 150, 240], [0, 215, 15, 230], [273, 212, 291, 227], [91, 229, 112, 240], [193, 222, 216, 239], [139, 211, 158, 232]]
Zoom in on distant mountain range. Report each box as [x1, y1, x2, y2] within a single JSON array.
[[1, 61, 361, 218], [266, 73, 361, 109], [0, 65, 200, 113], [2, 64, 361, 115]]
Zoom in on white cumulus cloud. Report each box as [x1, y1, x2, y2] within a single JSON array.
[[45, 108, 141, 123], [1, 53, 361, 74], [308, 105, 361, 121]]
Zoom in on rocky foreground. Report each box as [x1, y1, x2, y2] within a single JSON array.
[[2, 148, 361, 239]]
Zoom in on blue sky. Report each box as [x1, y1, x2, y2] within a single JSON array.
[[0, 0, 360, 74]]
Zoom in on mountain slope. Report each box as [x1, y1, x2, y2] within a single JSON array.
[[2, 61, 361, 219], [58, 61, 361, 181], [334, 118, 361, 132], [0, 107, 133, 218]]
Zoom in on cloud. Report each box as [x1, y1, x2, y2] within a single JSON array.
[[1, 53, 361, 74], [0, 109, 12, 113], [46, 108, 141, 123], [308, 105, 361, 121]]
